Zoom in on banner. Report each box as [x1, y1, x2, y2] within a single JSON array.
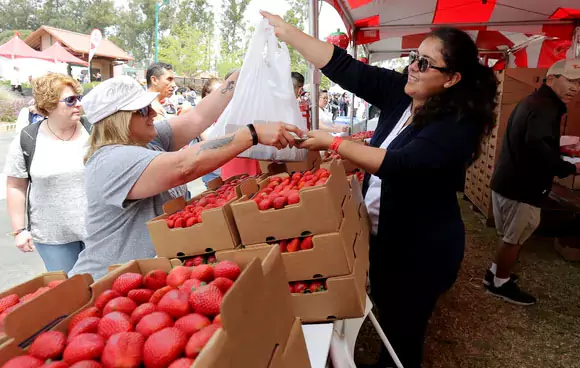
[[88, 28, 102, 63]]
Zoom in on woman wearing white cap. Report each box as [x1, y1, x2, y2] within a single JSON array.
[[70, 75, 302, 279]]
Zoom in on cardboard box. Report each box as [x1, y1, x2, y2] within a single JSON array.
[[0, 274, 94, 365], [147, 190, 242, 258], [0, 249, 298, 368], [259, 150, 322, 175], [231, 160, 350, 245], [555, 237, 580, 261], [289, 225, 369, 323], [268, 318, 311, 368], [555, 174, 580, 190], [246, 190, 361, 281]]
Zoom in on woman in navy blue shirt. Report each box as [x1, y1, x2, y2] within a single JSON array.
[[263, 12, 498, 368]]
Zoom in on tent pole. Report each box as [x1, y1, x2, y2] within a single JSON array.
[[348, 32, 357, 133], [308, 0, 320, 130], [574, 26, 580, 59]]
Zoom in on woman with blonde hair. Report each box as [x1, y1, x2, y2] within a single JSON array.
[[4, 73, 89, 272], [69, 75, 302, 279]]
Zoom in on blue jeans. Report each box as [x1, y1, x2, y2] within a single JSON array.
[[34, 241, 85, 273]]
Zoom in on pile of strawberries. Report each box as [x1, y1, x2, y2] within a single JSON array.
[[251, 169, 330, 211], [182, 253, 216, 267], [289, 280, 327, 294], [165, 175, 253, 229], [560, 145, 580, 157], [271, 236, 313, 253], [347, 171, 365, 183], [2, 261, 242, 368], [0, 280, 65, 327], [350, 131, 374, 140]]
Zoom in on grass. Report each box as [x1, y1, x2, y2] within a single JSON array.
[[354, 197, 580, 368]]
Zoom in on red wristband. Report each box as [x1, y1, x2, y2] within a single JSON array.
[[330, 137, 344, 153]]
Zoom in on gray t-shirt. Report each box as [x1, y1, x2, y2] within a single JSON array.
[[69, 121, 187, 279]]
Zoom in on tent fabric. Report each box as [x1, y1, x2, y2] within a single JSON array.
[[324, 1, 579, 67], [42, 42, 89, 66], [0, 35, 53, 61]]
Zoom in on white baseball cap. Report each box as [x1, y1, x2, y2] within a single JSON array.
[[547, 59, 580, 80], [81, 76, 159, 124]]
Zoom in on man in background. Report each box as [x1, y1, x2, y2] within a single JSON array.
[[10, 67, 23, 96], [146, 62, 177, 121], [292, 71, 311, 129], [485, 59, 580, 305]]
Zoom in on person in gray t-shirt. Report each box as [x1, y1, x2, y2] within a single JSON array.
[[69, 76, 303, 279]]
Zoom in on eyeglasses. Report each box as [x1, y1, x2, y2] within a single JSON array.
[[135, 105, 150, 117], [59, 95, 82, 107], [408, 51, 450, 73]]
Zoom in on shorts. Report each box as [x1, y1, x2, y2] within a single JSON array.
[[492, 191, 541, 245]]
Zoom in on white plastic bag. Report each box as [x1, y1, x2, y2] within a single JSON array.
[[208, 19, 307, 162]]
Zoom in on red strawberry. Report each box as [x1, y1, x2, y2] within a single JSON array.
[[136, 311, 174, 338], [207, 255, 217, 264], [286, 238, 300, 252], [112, 273, 143, 296], [149, 286, 173, 304], [166, 266, 192, 288], [101, 332, 144, 368], [293, 281, 309, 294], [29, 331, 66, 360], [48, 280, 65, 288], [2, 355, 43, 368], [185, 324, 220, 359], [69, 361, 102, 368], [272, 196, 287, 209], [103, 297, 137, 316], [191, 256, 206, 266], [288, 283, 294, 293], [63, 333, 105, 365], [213, 314, 222, 327], [174, 313, 211, 337], [68, 317, 100, 342], [20, 293, 35, 302], [0, 294, 19, 313], [143, 327, 187, 368], [213, 260, 241, 281], [279, 239, 288, 253], [168, 358, 194, 368], [190, 265, 214, 283], [97, 312, 133, 339], [157, 289, 191, 318], [67, 307, 101, 334], [189, 284, 222, 317], [300, 236, 313, 250], [309, 280, 326, 293], [95, 290, 121, 310], [143, 270, 167, 290], [127, 289, 154, 305], [287, 190, 300, 205], [210, 277, 233, 294], [179, 278, 205, 295], [130, 303, 156, 325], [42, 361, 68, 368]]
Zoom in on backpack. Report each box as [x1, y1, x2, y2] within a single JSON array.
[[20, 116, 92, 230]]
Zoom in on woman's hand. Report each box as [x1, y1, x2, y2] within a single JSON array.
[[253, 122, 305, 150], [297, 130, 334, 151], [15, 230, 34, 252], [334, 125, 350, 133]]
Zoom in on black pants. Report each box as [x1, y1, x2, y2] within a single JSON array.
[[368, 235, 457, 368], [11, 85, 23, 96]]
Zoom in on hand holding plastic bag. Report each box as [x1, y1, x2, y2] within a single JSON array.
[[208, 19, 307, 161]]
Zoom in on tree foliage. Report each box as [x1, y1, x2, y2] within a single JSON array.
[[216, 0, 251, 78], [159, 25, 206, 76]]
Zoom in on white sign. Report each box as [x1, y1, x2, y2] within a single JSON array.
[[88, 28, 102, 63]]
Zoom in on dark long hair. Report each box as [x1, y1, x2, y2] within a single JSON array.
[[413, 28, 498, 135]]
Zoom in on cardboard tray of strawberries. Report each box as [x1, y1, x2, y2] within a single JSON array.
[[0, 247, 310, 368], [231, 159, 351, 245], [147, 174, 260, 258]]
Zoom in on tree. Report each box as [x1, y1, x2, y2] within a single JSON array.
[[159, 26, 205, 76], [283, 0, 308, 77], [0, 0, 41, 32], [0, 30, 32, 45], [174, 0, 214, 70], [220, 0, 251, 58]]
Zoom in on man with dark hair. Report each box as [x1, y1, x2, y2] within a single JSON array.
[[291, 71, 305, 99], [146, 62, 177, 121], [485, 59, 580, 305]]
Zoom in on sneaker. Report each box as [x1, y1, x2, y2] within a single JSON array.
[[487, 279, 537, 306], [483, 269, 519, 287]]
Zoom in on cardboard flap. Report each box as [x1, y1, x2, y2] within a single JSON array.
[[239, 178, 260, 197], [2, 274, 93, 347], [162, 196, 187, 215], [207, 177, 225, 191]]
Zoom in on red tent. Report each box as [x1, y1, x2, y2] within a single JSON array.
[[42, 42, 88, 66], [324, 1, 580, 67], [0, 35, 52, 61]]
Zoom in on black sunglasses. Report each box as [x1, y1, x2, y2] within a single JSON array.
[[135, 105, 150, 117], [408, 51, 450, 73], [59, 95, 82, 107]]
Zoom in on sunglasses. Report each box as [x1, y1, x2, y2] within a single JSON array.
[[59, 95, 82, 106], [408, 51, 450, 73], [135, 105, 150, 117]]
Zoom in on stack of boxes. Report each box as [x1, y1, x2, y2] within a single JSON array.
[[464, 68, 547, 222]]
